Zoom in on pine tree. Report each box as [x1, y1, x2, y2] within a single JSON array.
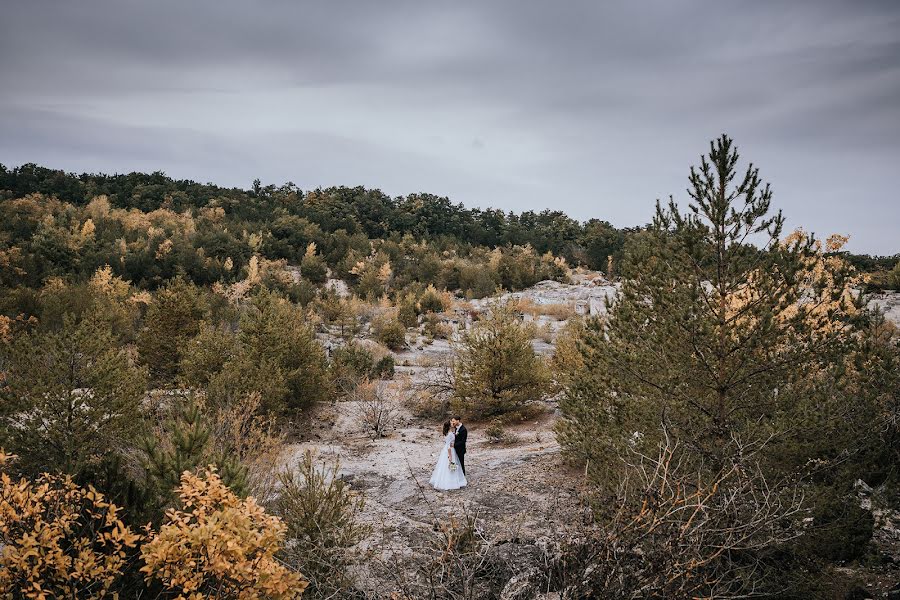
[[452, 304, 549, 418], [559, 135, 863, 470], [235, 288, 330, 411], [137, 277, 206, 384], [556, 136, 875, 592], [142, 396, 248, 519], [1, 314, 147, 476]]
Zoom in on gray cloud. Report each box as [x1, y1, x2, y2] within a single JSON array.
[[1, 0, 898, 253]]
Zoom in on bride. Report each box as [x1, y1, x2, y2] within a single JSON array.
[[429, 420, 467, 491]]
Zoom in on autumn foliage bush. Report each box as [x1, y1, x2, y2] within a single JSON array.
[[1, 451, 306, 599], [141, 468, 307, 599], [0, 451, 140, 598]]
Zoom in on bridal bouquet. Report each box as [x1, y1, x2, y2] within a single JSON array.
[[449, 461, 457, 472]]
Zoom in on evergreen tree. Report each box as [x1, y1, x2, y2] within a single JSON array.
[[142, 395, 248, 520], [559, 135, 862, 470], [452, 304, 549, 418], [234, 289, 330, 411], [137, 277, 206, 384], [556, 136, 874, 594], [1, 314, 147, 476]]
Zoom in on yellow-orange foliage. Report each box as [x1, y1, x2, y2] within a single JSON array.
[[140, 468, 306, 599], [781, 229, 859, 335], [88, 264, 132, 301], [0, 451, 140, 599], [723, 230, 858, 338]]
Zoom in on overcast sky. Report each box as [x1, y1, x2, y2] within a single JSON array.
[[1, 1, 898, 254]]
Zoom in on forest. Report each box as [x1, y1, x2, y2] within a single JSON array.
[[2, 136, 900, 599]]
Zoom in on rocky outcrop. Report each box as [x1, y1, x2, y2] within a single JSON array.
[[471, 278, 620, 317], [867, 291, 900, 327]]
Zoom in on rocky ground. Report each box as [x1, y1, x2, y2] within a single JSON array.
[[286, 328, 584, 598]]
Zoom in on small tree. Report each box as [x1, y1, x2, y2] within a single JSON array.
[[178, 322, 236, 388], [300, 243, 328, 284], [141, 395, 249, 519], [275, 451, 369, 599], [137, 277, 206, 384], [419, 284, 449, 314], [236, 289, 330, 411], [372, 311, 407, 351], [1, 314, 147, 476], [452, 305, 549, 419]]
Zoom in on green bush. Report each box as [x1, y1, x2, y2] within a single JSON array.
[[397, 293, 419, 328], [137, 278, 207, 384], [418, 284, 448, 313], [300, 251, 328, 284], [452, 305, 550, 419], [373, 314, 407, 351], [372, 355, 395, 379], [275, 451, 370, 599]]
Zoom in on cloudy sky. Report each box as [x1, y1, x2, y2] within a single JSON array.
[[1, 1, 898, 253]]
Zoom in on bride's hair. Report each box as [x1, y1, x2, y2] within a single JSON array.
[[442, 420, 451, 436]]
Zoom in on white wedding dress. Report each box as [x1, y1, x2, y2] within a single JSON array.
[[429, 431, 467, 490]]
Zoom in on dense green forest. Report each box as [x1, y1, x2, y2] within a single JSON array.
[[0, 162, 634, 294], [3, 162, 895, 298]]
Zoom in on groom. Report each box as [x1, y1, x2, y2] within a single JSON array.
[[451, 416, 467, 475]]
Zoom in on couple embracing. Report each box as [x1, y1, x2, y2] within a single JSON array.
[[429, 416, 467, 491]]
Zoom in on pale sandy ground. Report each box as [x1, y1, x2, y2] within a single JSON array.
[[285, 323, 583, 595]]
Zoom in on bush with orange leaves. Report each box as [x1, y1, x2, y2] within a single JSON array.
[[140, 468, 307, 599], [0, 450, 140, 598]]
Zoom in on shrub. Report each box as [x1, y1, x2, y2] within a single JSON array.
[[141, 396, 249, 519], [397, 292, 419, 328], [330, 342, 376, 393], [549, 434, 805, 599], [423, 312, 452, 339], [233, 289, 331, 411], [353, 380, 398, 440], [331, 343, 395, 394], [137, 277, 206, 384], [141, 468, 305, 599], [300, 243, 328, 284], [419, 284, 449, 313], [206, 391, 286, 505], [550, 317, 588, 391], [451, 305, 550, 419], [178, 322, 236, 388], [275, 451, 370, 599], [372, 312, 407, 351], [0, 450, 141, 598], [0, 314, 147, 476], [372, 354, 395, 379], [485, 418, 518, 444]]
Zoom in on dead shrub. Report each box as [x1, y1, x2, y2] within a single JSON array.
[[549, 431, 805, 599], [207, 391, 286, 504], [353, 379, 398, 440]]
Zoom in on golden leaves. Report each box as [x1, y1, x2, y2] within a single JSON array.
[[140, 468, 306, 599], [0, 453, 139, 599]]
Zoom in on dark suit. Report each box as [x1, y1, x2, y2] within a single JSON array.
[[453, 424, 467, 475]]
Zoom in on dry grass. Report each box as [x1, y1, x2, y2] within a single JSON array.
[[207, 391, 286, 504], [511, 298, 576, 321]]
